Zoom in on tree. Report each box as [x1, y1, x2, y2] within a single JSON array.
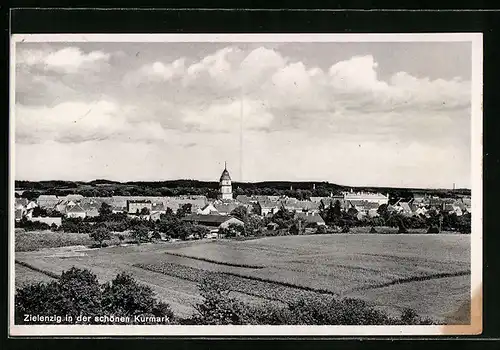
[[140, 207, 150, 216], [230, 206, 248, 223], [132, 225, 150, 244], [15, 267, 103, 324], [316, 225, 328, 235], [32, 206, 48, 218], [151, 230, 162, 241], [176, 203, 192, 218], [272, 207, 295, 229], [190, 275, 246, 325], [220, 223, 245, 238], [98, 202, 113, 219], [377, 204, 389, 218], [322, 200, 342, 227], [16, 268, 174, 325], [191, 225, 210, 239], [289, 218, 305, 235], [245, 215, 264, 236], [90, 226, 111, 248], [101, 272, 174, 323]]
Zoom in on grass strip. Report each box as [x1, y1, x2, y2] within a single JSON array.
[[135, 261, 337, 303], [349, 270, 471, 293], [164, 251, 266, 269], [15, 260, 60, 280]]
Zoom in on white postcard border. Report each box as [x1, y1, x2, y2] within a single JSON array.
[[9, 32, 483, 337]]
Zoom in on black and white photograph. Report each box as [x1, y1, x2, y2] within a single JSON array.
[[9, 33, 482, 336]]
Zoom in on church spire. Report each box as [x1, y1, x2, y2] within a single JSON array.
[[224, 161, 227, 170]]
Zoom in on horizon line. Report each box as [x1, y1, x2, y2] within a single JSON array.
[[13, 178, 471, 192]]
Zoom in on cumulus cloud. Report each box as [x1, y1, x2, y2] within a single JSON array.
[[17, 47, 110, 73], [13, 43, 473, 187], [181, 98, 274, 132], [15, 100, 178, 144]]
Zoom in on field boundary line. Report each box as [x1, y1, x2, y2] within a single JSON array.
[[164, 251, 266, 269], [135, 262, 340, 299], [347, 270, 471, 294], [15, 260, 61, 280]]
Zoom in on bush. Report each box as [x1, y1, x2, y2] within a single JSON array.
[[427, 226, 440, 234], [315, 225, 328, 235], [15, 267, 103, 324], [369, 226, 377, 233], [132, 225, 150, 244], [220, 223, 245, 238], [189, 274, 435, 325], [89, 226, 111, 248], [17, 217, 50, 231], [15, 268, 174, 325], [398, 226, 409, 234]]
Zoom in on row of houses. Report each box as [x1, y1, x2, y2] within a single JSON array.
[[17, 191, 471, 231]]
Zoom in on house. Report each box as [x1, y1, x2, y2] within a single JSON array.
[[15, 199, 28, 220], [213, 202, 240, 216], [295, 212, 326, 226], [66, 204, 87, 219], [54, 199, 69, 214], [235, 195, 254, 205], [451, 205, 463, 216], [397, 202, 414, 216], [414, 207, 428, 216], [348, 200, 379, 214], [63, 194, 84, 202], [182, 214, 244, 231], [15, 208, 24, 222], [81, 202, 100, 217], [283, 200, 321, 215], [151, 202, 166, 213], [162, 196, 208, 213], [256, 199, 281, 216], [15, 198, 28, 208], [37, 195, 60, 208], [412, 193, 429, 206], [127, 200, 153, 214], [197, 203, 218, 215], [342, 191, 389, 205], [356, 211, 367, 221], [219, 217, 245, 229], [26, 201, 38, 210], [320, 197, 347, 211], [150, 211, 163, 221]]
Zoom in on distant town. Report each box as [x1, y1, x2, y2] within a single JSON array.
[[14, 163, 472, 240]]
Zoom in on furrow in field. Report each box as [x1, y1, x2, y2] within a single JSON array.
[[135, 262, 338, 303], [347, 270, 471, 294]]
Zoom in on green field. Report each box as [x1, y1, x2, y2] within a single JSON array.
[[15, 234, 471, 323]]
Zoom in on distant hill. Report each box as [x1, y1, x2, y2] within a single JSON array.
[[14, 179, 470, 201]]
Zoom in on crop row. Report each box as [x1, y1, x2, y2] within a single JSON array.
[[164, 251, 265, 269], [15, 260, 61, 280], [134, 262, 334, 303]]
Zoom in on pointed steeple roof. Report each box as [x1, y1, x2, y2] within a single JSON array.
[[220, 162, 231, 181]]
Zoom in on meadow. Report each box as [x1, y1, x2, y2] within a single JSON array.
[[15, 233, 471, 323]]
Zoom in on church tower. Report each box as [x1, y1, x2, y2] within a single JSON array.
[[219, 162, 233, 200]]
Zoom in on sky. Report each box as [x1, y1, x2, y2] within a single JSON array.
[[14, 40, 473, 188]]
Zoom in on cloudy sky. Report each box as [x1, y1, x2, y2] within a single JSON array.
[[14, 40, 472, 188]]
